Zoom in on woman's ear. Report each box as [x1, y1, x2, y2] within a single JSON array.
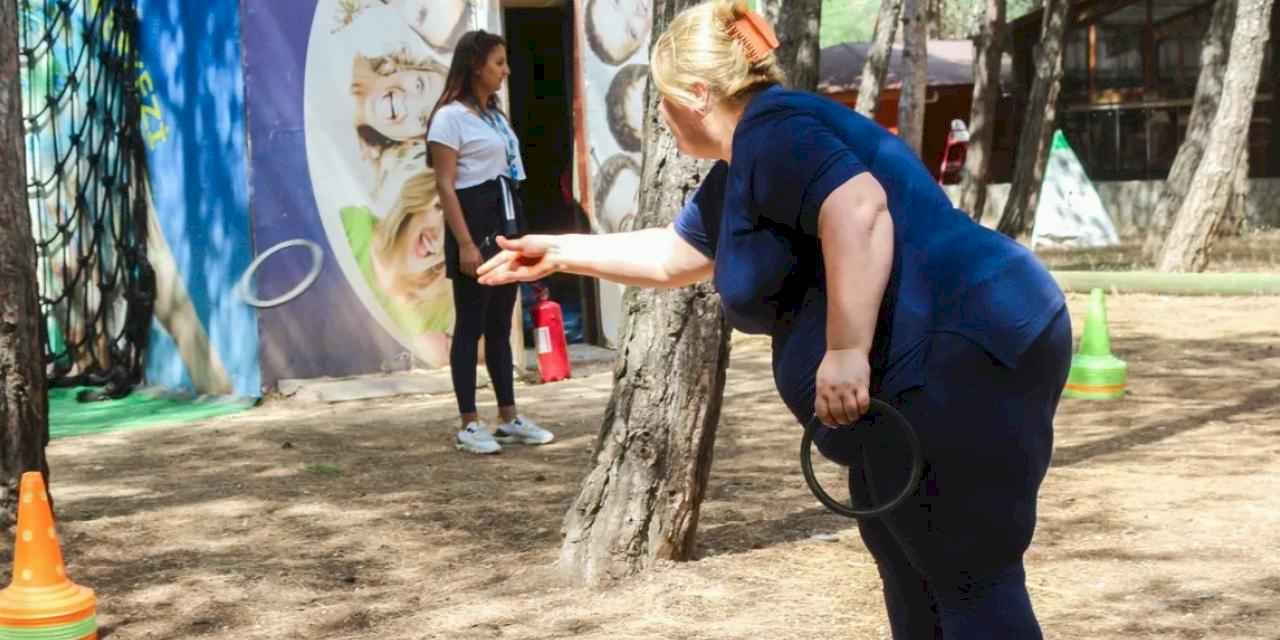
[[690, 83, 712, 117]]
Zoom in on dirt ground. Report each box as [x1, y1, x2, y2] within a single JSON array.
[[20, 292, 1280, 640]]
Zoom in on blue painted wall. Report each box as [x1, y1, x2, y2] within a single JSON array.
[[137, 0, 261, 397]]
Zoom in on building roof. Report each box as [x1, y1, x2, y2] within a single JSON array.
[[819, 39, 1015, 93], [1009, 0, 1212, 32]]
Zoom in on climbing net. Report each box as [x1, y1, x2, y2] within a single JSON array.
[[18, 0, 153, 399]]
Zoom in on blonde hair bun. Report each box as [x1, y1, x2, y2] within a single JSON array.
[[722, 1, 781, 64], [650, 0, 785, 108]]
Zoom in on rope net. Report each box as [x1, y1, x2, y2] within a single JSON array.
[[19, 0, 153, 400]]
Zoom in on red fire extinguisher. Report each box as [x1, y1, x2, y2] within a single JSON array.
[[531, 283, 571, 383]]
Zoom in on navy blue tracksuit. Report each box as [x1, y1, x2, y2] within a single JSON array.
[[674, 85, 1071, 638]]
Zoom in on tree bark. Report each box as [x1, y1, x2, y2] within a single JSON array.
[[929, 0, 982, 39], [1156, 0, 1274, 272], [855, 0, 903, 118], [558, 0, 825, 587], [956, 0, 1005, 221], [0, 0, 52, 528], [1219, 152, 1250, 237], [995, 0, 1069, 237], [557, 0, 731, 587], [1269, 47, 1280, 176], [1142, 0, 1235, 259], [898, 0, 929, 155], [760, 0, 822, 92]]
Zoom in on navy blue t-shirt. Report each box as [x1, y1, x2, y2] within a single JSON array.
[[674, 85, 1065, 396]]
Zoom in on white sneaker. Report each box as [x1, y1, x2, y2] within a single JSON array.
[[494, 416, 554, 445], [455, 421, 502, 454]]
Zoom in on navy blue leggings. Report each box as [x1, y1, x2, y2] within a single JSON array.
[[778, 306, 1072, 639], [449, 275, 518, 415]]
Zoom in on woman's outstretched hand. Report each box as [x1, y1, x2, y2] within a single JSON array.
[[815, 347, 872, 427], [476, 235, 557, 285]]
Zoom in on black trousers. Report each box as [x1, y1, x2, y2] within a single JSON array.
[[776, 302, 1072, 639], [449, 274, 517, 416], [446, 177, 525, 417]]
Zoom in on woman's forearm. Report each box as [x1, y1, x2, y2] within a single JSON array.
[[820, 177, 894, 355], [437, 183, 475, 249], [545, 227, 710, 288]]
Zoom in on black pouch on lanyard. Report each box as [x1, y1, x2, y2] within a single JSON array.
[[497, 174, 524, 241]]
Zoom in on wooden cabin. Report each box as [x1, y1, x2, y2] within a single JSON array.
[[818, 39, 1021, 183], [820, 1, 1280, 186], [1008, 0, 1280, 181]]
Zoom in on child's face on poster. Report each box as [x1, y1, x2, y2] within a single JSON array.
[[358, 66, 444, 141], [588, 0, 651, 64]]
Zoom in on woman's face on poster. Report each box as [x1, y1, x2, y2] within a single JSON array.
[[607, 64, 648, 152], [595, 154, 641, 231], [393, 0, 467, 51], [393, 202, 446, 282], [359, 66, 444, 141], [588, 0, 651, 65]]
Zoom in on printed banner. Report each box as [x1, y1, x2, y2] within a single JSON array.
[[582, 0, 650, 234], [580, 0, 652, 345], [136, 0, 262, 397], [242, 0, 488, 386]]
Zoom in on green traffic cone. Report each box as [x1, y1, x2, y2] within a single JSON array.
[[1063, 288, 1127, 400]]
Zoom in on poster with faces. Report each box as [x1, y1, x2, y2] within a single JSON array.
[[582, 0, 652, 234], [301, 0, 474, 368], [580, 0, 652, 347]]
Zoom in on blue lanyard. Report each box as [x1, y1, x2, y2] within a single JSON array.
[[477, 108, 524, 181]]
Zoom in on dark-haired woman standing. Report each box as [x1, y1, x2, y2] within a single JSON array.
[[427, 30, 554, 454]]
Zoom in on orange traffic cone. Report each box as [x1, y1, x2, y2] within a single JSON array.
[[0, 471, 97, 639]]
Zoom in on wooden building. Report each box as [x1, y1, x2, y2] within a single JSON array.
[[818, 39, 1021, 183], [1007, 0, 1280, 181], [820, 1, 1280, 186]]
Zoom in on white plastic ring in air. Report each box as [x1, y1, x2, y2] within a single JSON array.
[[236, 239, 324, 308]]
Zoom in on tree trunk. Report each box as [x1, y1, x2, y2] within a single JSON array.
[[557, 0, 731, 587], [898, 0, 929, 155], [558, 0, 824, 587], [1219, 152, 1250, 236], [1269, 50, 1280, 176], [0, 1, 52, 529], [1156, 0, 1274, 273], [929, 0, 982, 39], [956, 0, 1005, 221], [760, 0, 822, 92], [995, 0, 1069, 237], [1142, 0, 1235, 260], [855, 0, 903, 118]]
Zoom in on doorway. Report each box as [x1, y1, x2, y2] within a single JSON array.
[[503, 2, 599, 346]]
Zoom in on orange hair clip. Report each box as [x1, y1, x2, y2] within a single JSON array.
[[726, 1, 780, 64]]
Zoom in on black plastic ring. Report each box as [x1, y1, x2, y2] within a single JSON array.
[[800, 398, 925, 519]]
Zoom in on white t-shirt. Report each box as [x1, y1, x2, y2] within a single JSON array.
[[426, 102, 527, 189]]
